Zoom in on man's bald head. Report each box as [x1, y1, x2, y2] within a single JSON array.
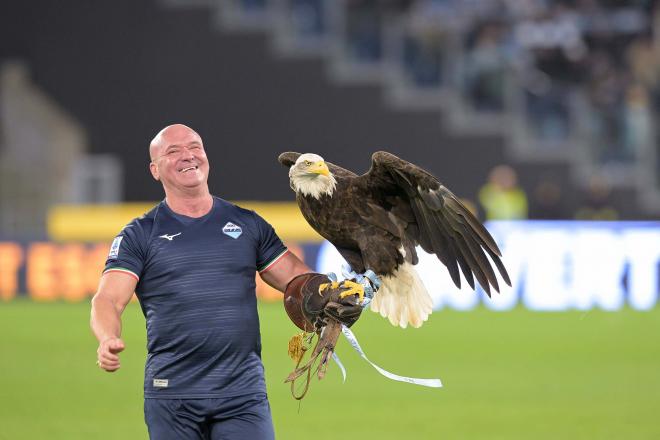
[[149, 124, 203, 161], [148, 123, 210, 195]]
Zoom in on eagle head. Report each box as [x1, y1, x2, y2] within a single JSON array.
[[288, 153, 337, 199]]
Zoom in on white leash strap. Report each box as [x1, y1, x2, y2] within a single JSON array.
[[335, 325, 443, 388], [331, 352, 347, 383]]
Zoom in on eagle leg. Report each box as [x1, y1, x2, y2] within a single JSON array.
[[338, 280, 365, 304], [318, 281, 340, 293]]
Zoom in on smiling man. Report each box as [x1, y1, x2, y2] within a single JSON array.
[[90, 124, 361, 439]]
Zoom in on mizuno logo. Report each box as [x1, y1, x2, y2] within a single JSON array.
[[159, 233, 182, 241]]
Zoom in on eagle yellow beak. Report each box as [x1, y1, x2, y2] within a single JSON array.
[[309, 161, 329, 177]]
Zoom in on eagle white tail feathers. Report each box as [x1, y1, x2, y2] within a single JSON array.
[[370, 262, 434, 328]]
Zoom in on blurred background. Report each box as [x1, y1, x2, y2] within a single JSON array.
[[0, 0, 659, 439]]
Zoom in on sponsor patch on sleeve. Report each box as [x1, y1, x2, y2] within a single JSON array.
[[108, 236, 123, 259]]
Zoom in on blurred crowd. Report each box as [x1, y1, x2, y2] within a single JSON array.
[[476, 164, 619, 220], [281, 0, 660, 164], [363, 1, 656, 158]]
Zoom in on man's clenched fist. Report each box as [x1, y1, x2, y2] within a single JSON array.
[[96, 337, 125, 372]]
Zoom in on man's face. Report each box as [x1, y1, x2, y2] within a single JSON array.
[[150, 127, 210, 191]]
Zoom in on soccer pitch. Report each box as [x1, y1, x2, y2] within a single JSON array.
[[1, 301, 659, 439]]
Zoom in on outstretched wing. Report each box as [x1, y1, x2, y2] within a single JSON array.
[[355, 151, 511, 296], [278, 152, 302, 167]]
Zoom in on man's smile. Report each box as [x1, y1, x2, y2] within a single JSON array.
[[178, 165, 199, 173]]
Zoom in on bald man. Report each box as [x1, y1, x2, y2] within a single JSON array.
[[90, 125, 357, 439]]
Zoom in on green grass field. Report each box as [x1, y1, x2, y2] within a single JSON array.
[[1, 300, 659, 439]]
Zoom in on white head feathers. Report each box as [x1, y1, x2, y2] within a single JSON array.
[[288, 153, 337, 199]]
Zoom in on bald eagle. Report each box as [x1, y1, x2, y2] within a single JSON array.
[[279, 151, 511, 328]]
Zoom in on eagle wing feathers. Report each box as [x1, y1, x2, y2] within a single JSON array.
[[278, 152, 301, 167], [355, 151, 510, 296]]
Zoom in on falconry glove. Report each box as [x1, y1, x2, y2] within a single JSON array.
[[284, 273, 363, 331]]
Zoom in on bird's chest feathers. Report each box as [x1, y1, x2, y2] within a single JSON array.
[[299, 193, 331, 223], [298, 193, 346, 232]]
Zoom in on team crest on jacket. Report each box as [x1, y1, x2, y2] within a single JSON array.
[[222, 222, 242, 239]]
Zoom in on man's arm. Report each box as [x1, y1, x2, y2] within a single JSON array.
[[259, 251, 311, 292], [90, 271, 137, 372], [260, 251, 363, 329]]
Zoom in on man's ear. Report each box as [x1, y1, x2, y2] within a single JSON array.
[[149, 162, 160, 181]]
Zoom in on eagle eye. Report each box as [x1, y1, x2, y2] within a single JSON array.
[[304, 160, 312, 166]]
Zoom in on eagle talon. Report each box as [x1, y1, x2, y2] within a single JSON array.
[[318, 281, 340, 294], [338, 280, 365, 304]]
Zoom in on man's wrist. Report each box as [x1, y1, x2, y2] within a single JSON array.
[[99, 335, 120, 344]]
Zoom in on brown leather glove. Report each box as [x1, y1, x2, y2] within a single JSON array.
[[284, 273, 363, 332]]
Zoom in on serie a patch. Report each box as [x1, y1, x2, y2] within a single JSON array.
[[108, 236, 123, 259], [222, 222, 242, 239]]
